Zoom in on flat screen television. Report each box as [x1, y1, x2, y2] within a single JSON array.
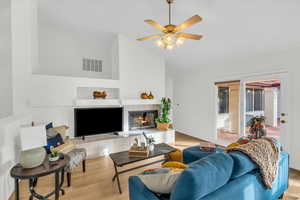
[[74, 107, 123, 137]]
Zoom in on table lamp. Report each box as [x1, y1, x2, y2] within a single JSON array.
[[19, 124, 47, 168]]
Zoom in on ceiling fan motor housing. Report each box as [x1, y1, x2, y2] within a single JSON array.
[[166, 0, 174, 4], [164, 24, 176, 33]]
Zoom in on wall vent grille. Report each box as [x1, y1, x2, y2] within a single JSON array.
[[82, 58, 102, 72]]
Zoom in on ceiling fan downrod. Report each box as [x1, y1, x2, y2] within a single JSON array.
[[166, 0, 174, 25]]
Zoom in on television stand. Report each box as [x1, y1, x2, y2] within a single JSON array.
[[73, 129, 175, 158]]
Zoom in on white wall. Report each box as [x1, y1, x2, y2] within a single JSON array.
[[0, 0, 13, 119], [11, 0, 37, 116], [30, 35, 166, 137], [172, 47, 300, 169], [0, 115, 31, 200], [118, 35, 165, 99], [35, 17, 116, 79]]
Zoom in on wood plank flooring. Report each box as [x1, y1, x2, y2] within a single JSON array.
[[10, 133, 300, 200]]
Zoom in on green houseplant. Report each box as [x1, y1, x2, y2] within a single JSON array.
[[156, 98, 172, 130]]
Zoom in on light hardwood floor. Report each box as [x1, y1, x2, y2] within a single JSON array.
[[11, 133, 300, 200]]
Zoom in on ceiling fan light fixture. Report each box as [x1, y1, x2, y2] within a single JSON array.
[[137, 0, 203, 50], [156, 39, 164, 48], [176, 37, 185, 46], [166, 44, 174, 50]]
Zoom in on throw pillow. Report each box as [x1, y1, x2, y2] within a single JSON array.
[[138, 168, 183, 194], [46, 125, 69, 140], [167, 149, 183, 162], [162, 161, 188, 169], [45, 122, 53, 130], [46, 128, 58, 138], [44, 134, 64, 154]]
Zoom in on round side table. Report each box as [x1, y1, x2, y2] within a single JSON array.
[[10, 155, 70, 200]]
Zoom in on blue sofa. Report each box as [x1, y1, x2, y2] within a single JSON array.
[[129, 147, 289, 200]]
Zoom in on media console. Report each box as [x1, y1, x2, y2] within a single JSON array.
[[73, 129, 175, 158]]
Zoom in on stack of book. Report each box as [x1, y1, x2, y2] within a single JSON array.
[[128, 146, 150, 158]]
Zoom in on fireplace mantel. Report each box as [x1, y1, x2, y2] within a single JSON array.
[[74, 99, 161, 107]]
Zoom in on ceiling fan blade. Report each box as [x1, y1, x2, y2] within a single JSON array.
[[137, 35, 161, 41], [144, 19, 166, 31], [175, 15, 202, 32], [177, 33, 203, 40]]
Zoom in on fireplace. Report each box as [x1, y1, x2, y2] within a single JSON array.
[[128, 110, 158, 130]]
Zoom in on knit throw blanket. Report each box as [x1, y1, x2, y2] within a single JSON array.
[[226, 137, 280, 189]]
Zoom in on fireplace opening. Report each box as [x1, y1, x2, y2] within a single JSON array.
[[128, 110, 158, 130]]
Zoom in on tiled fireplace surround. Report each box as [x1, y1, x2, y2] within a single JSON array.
[[123, 105, 160, 132]]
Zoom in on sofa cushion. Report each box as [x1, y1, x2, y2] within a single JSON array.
[[183, 145, 224, 164], [171, 152, 234, 200], [228, 151, 259, 179]]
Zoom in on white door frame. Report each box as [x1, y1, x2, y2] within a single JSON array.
[[239, 71, 289, 151], [214, 70, 289, 150]]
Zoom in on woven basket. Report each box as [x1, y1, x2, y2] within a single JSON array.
[[157, 122, 170, 131]]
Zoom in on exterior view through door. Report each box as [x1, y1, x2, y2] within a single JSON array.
[[216, 79, 283, 143]]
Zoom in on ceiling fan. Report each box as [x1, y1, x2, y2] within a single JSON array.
[[137, 0, 203, 50]]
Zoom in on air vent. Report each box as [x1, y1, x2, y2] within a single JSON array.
[[82, 58, 102, 72]]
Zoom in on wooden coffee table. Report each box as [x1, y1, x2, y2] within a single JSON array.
[[10, 155, 70, 200], [109, 143, 177, 194]]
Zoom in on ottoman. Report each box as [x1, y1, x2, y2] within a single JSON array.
[[183, 145, 224, 164], [65, 148, 87, 187]]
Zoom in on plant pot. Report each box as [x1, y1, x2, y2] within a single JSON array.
[[49, 156, 60, 162], [157, 122, 170, 131]]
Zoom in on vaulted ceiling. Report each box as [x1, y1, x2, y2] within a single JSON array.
[[38, 0, 300, 69]]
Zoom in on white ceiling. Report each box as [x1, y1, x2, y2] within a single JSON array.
[[38, 0, 300, 69]]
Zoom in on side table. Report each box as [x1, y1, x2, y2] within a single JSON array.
[[10, 155, 70, 200]]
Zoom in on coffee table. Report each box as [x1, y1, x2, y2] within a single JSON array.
[[109, 143, 177, 194]]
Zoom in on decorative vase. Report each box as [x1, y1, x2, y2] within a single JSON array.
[[149, 143, 155, 151], [157, 122, 170, 131]]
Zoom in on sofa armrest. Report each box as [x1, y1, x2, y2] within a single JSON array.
[[128, 176, 160, 200], [53, 140, 75, 154]]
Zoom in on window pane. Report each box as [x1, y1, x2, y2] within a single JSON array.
[[218, 87, 229, 114], [254, 89, 264, 111], [246, 88, 253, 112]]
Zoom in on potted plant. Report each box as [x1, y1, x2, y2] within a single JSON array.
[[156, 98, 172, 131], [49, 148, 60, 162], [249, 116, 266, 139]]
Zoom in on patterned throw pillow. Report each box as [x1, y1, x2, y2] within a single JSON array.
[[138, 168, 183, 194]]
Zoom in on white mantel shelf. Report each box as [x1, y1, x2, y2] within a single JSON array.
[[121, 99, 161, 106], [74, 99, 161, 107], [74, 99, 121, 107]]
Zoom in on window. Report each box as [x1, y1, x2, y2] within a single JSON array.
[[246, 88, 264, 112], [246, 88, 253, 112], [218, 87, 229, 114], [254, 89, 264, 111]]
